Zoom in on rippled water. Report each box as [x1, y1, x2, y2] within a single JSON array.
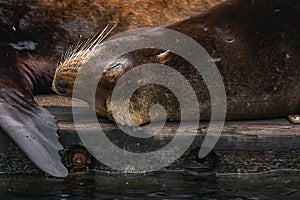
[[0, 170, 299, 199]]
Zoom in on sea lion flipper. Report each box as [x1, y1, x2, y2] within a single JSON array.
[[0, 93, 68, 177], [0, 43, 67, 177]]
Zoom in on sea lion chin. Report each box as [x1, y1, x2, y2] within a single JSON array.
[[53, 0, 300, 126]]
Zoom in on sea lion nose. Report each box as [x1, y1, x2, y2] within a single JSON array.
[[54, 79, 68, 94]]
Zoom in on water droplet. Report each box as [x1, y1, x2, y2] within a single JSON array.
[[286, 53, 291, 59], [293, 115, 300, 121], [199, 24, 208, 31], [224, 36, 235, 44], [12, 26, 16, 31], [210, 57, 221, 62]]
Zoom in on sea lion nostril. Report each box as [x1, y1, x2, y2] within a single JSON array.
[[56, 79, 68, 88], [55, 79, 68, 94]]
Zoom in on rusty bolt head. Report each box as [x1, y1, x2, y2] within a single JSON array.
[[72, 152, 87, 166]]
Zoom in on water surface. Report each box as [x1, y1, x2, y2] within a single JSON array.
[[0, 170, 299, 199]]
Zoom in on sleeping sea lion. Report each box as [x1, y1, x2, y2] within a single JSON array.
[[53, 0, 300, 125], [0, 0, 219, 176]]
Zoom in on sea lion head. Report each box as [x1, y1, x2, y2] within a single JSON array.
[[52, 28, 176, 125], [53, 27, 186, 126]]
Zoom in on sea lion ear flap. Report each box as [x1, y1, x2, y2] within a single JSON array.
[[0, 93, 68, 177]]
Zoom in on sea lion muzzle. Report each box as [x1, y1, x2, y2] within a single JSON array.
[[54, 79, 69, 94]]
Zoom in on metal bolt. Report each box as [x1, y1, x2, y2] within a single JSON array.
[[72, 152, 87, 166]]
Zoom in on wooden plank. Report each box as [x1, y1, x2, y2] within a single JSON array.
[[0, 106, 299, 175], [54, 106, 300, 151]]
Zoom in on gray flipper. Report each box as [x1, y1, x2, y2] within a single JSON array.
[[0, 90, 68, 177], [0, 42, 67, 177]]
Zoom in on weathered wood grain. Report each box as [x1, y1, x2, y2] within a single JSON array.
[[0, 106, 299, 175]]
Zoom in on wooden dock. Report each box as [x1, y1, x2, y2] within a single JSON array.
[[0, 106, 299, 175]]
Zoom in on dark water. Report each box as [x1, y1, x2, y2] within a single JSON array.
[[0, 170, 299, 200]]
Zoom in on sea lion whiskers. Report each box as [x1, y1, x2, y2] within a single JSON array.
[[82, 21, 118, 52], [60, 21, 117, 68], [52, 21, 117, 95]]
